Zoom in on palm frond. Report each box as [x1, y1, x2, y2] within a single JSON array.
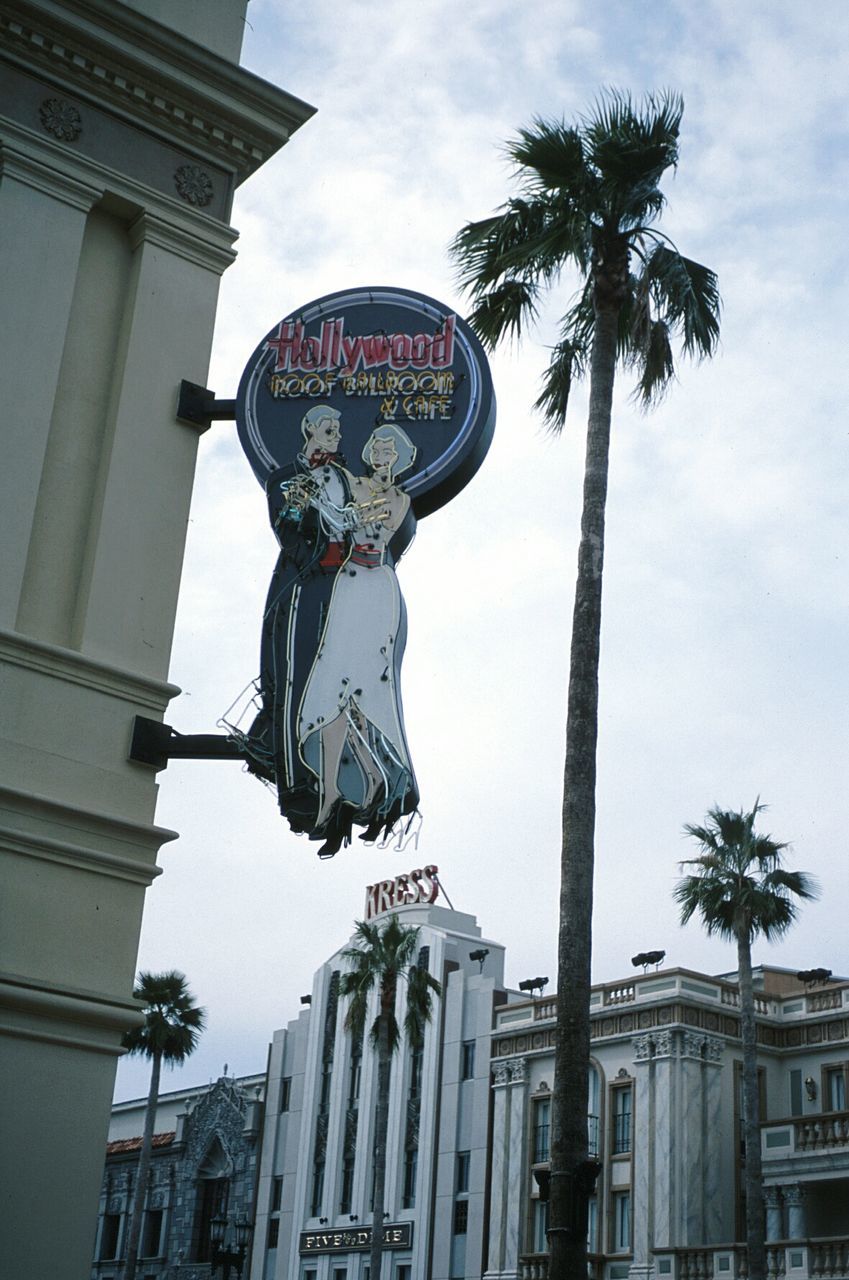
[[464, 278, 539, 349], [644, 244, 721, 357], [533, 335, 588, 431], [631, 318, 675, 406], [584, 90, 681, 206], [507, 119, 589, 194]]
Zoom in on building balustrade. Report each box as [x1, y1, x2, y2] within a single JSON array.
[[719, 987, 771, 1015], [807, 991, 842, 1013], [604, 982, 636, 1006], [517, 1239, 849, 1280], [517, 1250, 602, 1278], [762, 1110, 849, 1159]]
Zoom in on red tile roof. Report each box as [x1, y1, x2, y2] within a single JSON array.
[[106, 1131, 176, 1155]]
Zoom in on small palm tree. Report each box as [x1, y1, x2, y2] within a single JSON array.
[[340, 916, 442, 1280], [675, 802, 818, 1280], [450, 89, 720, 1280], [121, 971, 206, 1280]]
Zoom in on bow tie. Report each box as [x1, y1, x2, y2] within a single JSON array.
[[308, 450, 340, 468]]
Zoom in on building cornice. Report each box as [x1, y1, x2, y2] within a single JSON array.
[[492, 999, 849, 1061], [0, 0, 316, 182]]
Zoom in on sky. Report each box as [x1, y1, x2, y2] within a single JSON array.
[[114, 0, 849, 1101]]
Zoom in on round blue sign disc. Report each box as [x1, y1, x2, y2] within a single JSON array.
[[236, 286, 496, 516]]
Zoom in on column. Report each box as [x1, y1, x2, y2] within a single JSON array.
[[784, 1185, 807, 1240], [484, 1058, 527, 1280], [763, 1187, 783, 1243], [630, 1035, 656, 1280]]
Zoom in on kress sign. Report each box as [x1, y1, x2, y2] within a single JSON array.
[[364, 864, 439, 921]]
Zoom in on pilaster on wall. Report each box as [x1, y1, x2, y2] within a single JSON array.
[[632, 1030, 726, 1264], [484, 1058, 528, 1280]]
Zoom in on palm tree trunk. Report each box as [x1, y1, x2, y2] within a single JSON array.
[[737, 933, 766, 1280], [370, 1019, 391, 1280], [123, 1049, 162, 1280], [549, 301, 618, 1280]]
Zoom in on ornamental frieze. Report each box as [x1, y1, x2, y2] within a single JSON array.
[[491, 1002, 849, 1062]]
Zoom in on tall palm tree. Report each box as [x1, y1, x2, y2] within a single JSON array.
[[340, 916, 442, 1280], [450, 90, 720, 1277], [121, 970, 206, 1280], [675, 802, 818, 1280]]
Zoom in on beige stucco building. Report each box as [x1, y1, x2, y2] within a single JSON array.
[[0, 3, 313, 1274]]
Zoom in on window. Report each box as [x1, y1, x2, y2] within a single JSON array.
[[531, 1198, 549, 1253], [396, 1268, 412, 1280], [268, 1218, 280, 1249], [825, 1066, 846, 1111], [587, 1067, 600, 1158], [453, 1198, 468, 1234], [612, 1084, 632, 1154], [195, 1178, 228, 1262], [332, 1269, 347, 1280], [533, 1098, 551, 1163], [587, 1196, 598, 1252], [141, 1207, 163, 1257], [303, 1271, 317, 1280], [280, 1077, 291, 1112], [612, 1190, 631, 1252], [402, 1147, 417, 1209], [461, 1041, 475, 1080], [456, 1151, 471, 1194], [310, 1163, 324, 1217], [272, 1177, 283, 1213], [340, 1156, 355, 1214], [99, 1213, 121, 1260]]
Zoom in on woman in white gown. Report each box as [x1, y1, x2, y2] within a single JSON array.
[[297, 423, 419, 851]]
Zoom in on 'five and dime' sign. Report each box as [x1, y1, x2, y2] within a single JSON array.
[[364, 865, 439, 921], [300, 1222, 413, 1254]]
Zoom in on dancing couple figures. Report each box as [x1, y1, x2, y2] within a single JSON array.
[[244, 405, 419, 857]]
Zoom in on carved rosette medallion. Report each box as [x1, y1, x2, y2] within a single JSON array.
[[39, 97, 82, 141], [174, 164, 214, 207]]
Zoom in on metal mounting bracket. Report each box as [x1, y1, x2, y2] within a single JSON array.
[[176, 379, 237, 432], [129, 715, 243, 771]]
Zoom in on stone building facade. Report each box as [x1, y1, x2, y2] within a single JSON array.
[[92, 1074, 265, 1279], [486, 965, 849, 1280]]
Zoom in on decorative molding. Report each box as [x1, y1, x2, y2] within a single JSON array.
[[493, 998, 849, 1062], [0, 783, 177, 862], [0, 1, 315, 181], [0, 821, 163, 887], [174, 163, 213, 207], [0, 145, 101, 211], [633, 1034, 654, 1061], [0, 624, 180, 712], [127, 209, 236, 274], [38, 96, 81, 141], [783, 1184, 807, 1207], [184, 1076, 250, 1176], [492, 1061, 510, 1086], [508, 1057, 527, 1084]]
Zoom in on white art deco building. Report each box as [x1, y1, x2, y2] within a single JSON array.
[[251, 868, 511, 1280]]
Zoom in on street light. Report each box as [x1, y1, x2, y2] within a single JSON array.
[[210, 1214, 253, 1280]]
